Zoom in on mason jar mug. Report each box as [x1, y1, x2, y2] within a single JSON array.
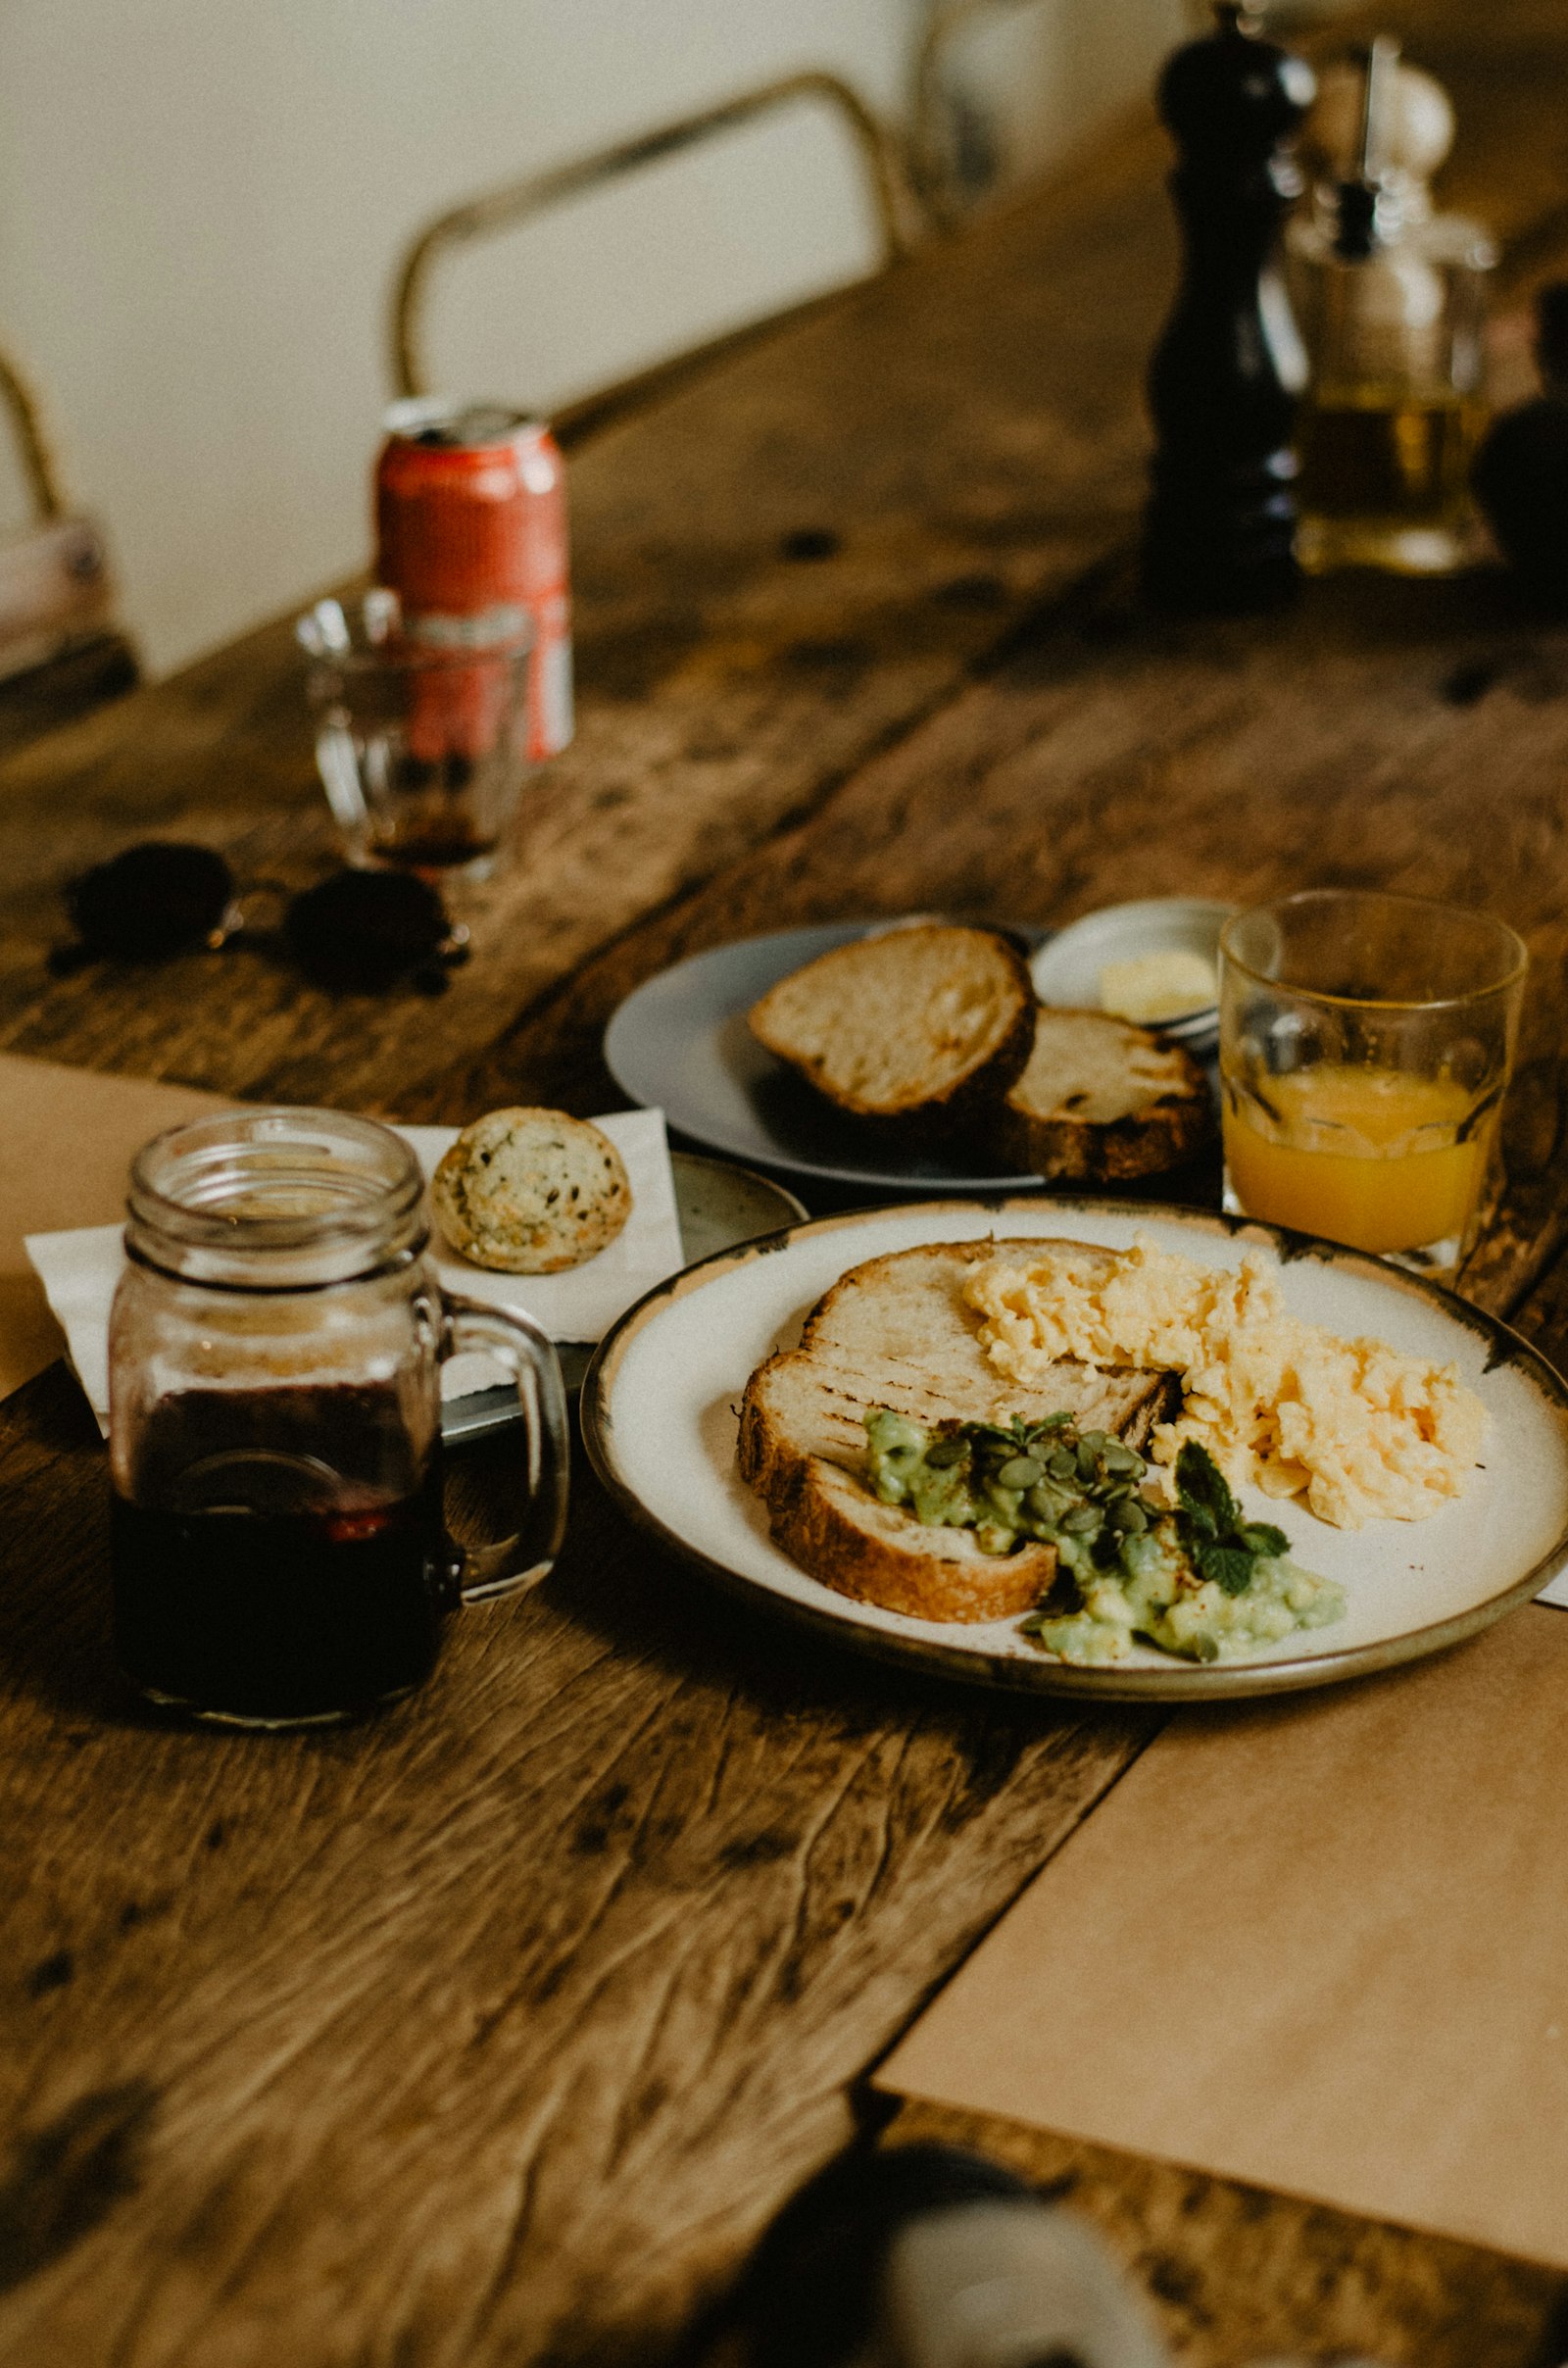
[[108, 1108, 567, 1727]]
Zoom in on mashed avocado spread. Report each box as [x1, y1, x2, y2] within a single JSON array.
[[863, 1410, 1344, 1664]]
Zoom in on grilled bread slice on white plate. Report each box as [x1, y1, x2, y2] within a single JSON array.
[[738, 1239, 1178, 1622]]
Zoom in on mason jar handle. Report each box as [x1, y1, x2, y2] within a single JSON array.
[[438, 1294, 569, 1602]]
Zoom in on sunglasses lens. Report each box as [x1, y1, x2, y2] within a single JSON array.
[[285, 867, 451, 991], [70, 842, 234, 962]]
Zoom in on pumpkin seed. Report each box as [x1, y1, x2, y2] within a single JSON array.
[[996, 1455, 1043, 1490], [925, 1436, 968, 1467], [1111, 1500, 1149, 1534]]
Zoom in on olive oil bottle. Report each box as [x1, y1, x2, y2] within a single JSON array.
[[1296, 386, 1482, 564], [1287, 40, 1494, 573]]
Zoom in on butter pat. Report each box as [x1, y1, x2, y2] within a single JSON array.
[[1099, 949, 1216, 1024]]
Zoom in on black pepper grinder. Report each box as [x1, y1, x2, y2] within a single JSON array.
[[1142, 3, 1317, 613], [1473, 282, 1568, 610]]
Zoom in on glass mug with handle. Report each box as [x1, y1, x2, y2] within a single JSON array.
[[108, 1109, 568, 1728]]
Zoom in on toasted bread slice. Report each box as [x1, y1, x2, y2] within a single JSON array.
[[737, 1239, 1179, 1623], [995, 1008, 1212, 1181], [747, 924, 1034, 1133]]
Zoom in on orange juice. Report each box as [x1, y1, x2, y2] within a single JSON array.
[[1222, 1066, 1492, 1255]]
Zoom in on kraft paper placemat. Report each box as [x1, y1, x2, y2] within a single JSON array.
[[0, 1053, 221, 1400], [877, 1603, 1568, 2270]]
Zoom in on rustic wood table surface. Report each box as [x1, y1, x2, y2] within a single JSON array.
[[7, 4, 1568, 2362]]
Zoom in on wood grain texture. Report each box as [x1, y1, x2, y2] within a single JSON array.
[[4, 3, 1568, 2361], [0, 634, 138, 760], [0, 1367, 1154, 2367]]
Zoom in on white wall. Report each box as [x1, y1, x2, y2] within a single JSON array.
[[0, 0, 1184, 678]]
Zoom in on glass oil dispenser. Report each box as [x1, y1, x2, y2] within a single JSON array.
[[1288, 40, 1495, 573]]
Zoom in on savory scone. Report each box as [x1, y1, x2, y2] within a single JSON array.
[[432, 1108, 632, 1273]]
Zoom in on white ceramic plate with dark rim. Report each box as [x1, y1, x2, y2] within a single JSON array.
[[604, 920, 1056, 1193], [581, 1200, 1568, 1702]]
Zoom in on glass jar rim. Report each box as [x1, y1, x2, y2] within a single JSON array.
[[126, 1108, 427, 1283], [1219, 888, 1528, 1011]]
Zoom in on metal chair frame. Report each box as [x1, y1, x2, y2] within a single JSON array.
[[390, 68, 921, 405], [0, 346, 64, 523], [385, 16, 1265, 432], [910, 0, 1042, 225]]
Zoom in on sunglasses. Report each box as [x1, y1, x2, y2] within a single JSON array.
[[51, 843, 470, 995]]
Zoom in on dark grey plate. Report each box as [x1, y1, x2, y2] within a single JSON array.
[[603, 920, 1051, 1193]]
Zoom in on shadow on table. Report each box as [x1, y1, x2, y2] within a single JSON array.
[[522, 1434, 1156, 1772]]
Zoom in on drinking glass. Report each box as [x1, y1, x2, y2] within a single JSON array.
[[298, 594, 532, 879], [108, 1109, 567, 1727], [1219, 890, 1527, 1274]]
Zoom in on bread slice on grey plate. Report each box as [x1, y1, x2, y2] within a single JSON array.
[[994, 1009, 1212, 1182], [747, 923, 1035, 1136], [737, 1239, 1178, 1623]]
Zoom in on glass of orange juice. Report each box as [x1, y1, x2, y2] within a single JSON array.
[[1219, 890, 1527, 1274]]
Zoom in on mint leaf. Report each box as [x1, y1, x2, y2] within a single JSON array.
[[1175, 1442, 1241, 1537], [1200, 1544, 1256, 1597], [1173, 1444, 1292, 1600]]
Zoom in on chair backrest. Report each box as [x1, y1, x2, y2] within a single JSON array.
[[389, 69, 923, 433], [0, 345, 136, 752]]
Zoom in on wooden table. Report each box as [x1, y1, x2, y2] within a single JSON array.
[[7, 6, 1568, 2361]]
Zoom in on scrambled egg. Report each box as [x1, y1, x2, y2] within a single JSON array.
[[961, 1237, 1487, 1530]]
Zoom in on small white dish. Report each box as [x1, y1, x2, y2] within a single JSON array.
[[1029, 898, 1233, 1053]]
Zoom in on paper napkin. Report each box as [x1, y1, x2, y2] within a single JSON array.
[[25, 1110, 681, 1435]]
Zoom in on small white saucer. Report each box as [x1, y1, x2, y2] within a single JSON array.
[[1029, 897, 1233, 1055]]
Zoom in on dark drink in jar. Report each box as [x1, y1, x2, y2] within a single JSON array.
[[109, 1110, 570, 1730], [113, 1384, 452, 1726], [375, 399, 573, 764]]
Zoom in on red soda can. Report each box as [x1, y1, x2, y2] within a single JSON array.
[[375, 399, 573, 762]]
